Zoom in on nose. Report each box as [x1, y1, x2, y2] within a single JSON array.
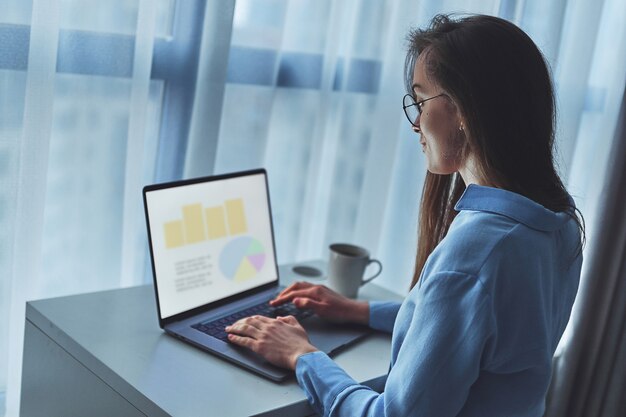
[[412, 114, 421, 133]]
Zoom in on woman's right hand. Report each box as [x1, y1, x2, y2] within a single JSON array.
[[270, 281, 369, 325]]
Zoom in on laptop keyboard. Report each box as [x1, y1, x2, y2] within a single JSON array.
[[191, 302, 313, 342]]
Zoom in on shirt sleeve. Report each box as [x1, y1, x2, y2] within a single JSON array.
[[368, 301, 402, 333], [295, 271, 494, 417]]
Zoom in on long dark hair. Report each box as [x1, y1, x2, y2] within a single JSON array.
[[407, 14, 585, 289]]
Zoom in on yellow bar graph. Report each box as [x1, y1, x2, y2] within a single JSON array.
[[205, 206, 227, 239], [183, 203, 206, 244], [164, 199, 249, 249], [164, 221, 184, 248], [225, 199, 247, 235]]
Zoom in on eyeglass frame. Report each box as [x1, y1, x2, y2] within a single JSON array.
[[402, 93, 447, 127]]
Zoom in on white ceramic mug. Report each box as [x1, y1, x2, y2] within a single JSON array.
[[327, 243, 383, 298]]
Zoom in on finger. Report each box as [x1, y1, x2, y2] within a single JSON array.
[[227, 333, 257, 350], [271, 284, 302, 304], [292, 297, 326, 312], [276, 282, 304, 298], [233, 314, 273, 328], [247, 314, 274, 324], [272, 282, 313, 304], [271, 287, 320, 306], [288, 281, 313, 291], [276, 315, 298, 325], [225, 322, 263, 339]]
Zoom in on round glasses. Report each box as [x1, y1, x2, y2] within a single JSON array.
[[402, 93, 447, 127]]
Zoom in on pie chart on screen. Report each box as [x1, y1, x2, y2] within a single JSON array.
[[219, 236, 266, 282]]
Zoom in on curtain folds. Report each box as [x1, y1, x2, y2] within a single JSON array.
[[1, 1, 237, 413], [5, 2, 59, 414], [545, 86, 626, 417], [182, 1, 235, 179], [119, 0, 157, 288], [215, 0, 499, 292]]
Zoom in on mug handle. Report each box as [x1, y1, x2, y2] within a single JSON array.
[[362, 259, 383, 285]]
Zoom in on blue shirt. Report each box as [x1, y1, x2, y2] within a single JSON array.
[[295, 184, 582, 417]]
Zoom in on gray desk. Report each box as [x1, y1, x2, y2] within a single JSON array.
[[21, 261, 402, 417]]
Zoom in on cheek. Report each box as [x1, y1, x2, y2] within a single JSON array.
[[423, 117, 465, 171], [440, 130, 464, 161], [422, 111, 451, 144]]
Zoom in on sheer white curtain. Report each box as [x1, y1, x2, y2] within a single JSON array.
[[0, 1, 236, 415], [1, 0, 625, 415], [2, 1, 163, 413]]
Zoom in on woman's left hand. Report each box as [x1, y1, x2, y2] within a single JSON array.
[[225, 315, 318, 370]]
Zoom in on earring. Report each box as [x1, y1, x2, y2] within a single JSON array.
[[459, 124, 464, 131]]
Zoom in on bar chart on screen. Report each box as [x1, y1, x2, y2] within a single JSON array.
[[162, 198, 248, 249], [161, 197, 266, 282]]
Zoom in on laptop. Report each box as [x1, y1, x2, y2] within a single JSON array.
[[142, 168, 371, 381]]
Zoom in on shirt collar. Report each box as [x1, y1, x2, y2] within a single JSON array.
[[454, 184, 573, 232]]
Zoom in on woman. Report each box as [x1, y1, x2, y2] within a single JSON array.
[[226, 14, 584, 416]]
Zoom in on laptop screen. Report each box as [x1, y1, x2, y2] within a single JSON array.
[[144, 170, 278, 320]]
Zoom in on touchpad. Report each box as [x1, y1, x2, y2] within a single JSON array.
[[303, 316, 371, 354]]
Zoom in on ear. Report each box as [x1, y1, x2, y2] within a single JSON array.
[[449, 98, 465, 126], [459, 121, 465, 132], [457, 112, 466, 132]]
